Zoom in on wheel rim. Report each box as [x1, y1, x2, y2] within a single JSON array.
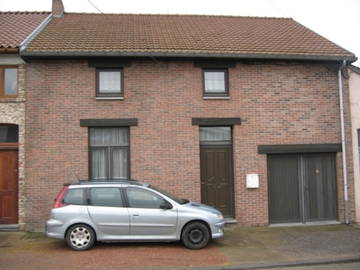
[[70, 227, 91, 248], [188, 228, 204, 244]]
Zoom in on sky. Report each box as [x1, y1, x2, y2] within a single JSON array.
[[1, 0, 359, 67]]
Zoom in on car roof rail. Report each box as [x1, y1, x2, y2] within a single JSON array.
[[73, 179, 144, 186]]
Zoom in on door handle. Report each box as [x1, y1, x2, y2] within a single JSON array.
[[132, 214, 139, 217]]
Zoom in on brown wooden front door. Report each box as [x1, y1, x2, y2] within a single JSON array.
[[0, 149, 18, 224], [199, 127, 234, 218]]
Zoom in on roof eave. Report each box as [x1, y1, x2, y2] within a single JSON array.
[[349, 65, 360, 74], [0, 48, 19, 54], [20, 50, 357, 62]]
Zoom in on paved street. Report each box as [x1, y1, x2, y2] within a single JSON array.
[[261, 262, 360, 270], [0, 225, 360, 270]]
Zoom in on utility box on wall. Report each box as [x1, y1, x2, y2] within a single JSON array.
[[246, 174, 259, 188]]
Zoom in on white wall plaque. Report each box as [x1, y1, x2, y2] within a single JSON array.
[[246, 174, 259, 188]]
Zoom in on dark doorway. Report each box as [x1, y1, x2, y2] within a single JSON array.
[[0, 124, 18, 224], [200, 127, 234, 218], [268, 153, 337, 224]]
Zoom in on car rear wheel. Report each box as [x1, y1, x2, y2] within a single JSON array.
[[181, 221, 210, 249], [66, 224, 95, 251]]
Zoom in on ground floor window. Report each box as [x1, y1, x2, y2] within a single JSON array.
[[89, 127, 129, 180]]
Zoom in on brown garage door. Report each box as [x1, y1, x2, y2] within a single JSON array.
[[268, 153, 337, 224]]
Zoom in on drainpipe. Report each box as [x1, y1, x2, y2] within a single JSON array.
[[338, 59, 350, 224]]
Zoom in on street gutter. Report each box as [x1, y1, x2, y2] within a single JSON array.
[[134, 256, 360, 270]]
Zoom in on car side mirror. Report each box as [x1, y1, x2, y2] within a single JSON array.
[[160, 201, 173, 210]]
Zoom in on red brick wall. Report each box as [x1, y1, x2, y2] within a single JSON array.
[[24, 59, 355, 230]]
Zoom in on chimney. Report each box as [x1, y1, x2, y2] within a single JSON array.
[[52, 0, 64, 18]]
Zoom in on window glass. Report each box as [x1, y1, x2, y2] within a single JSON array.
[[64, 189, 85, 205], [0, 125, 18, 143], [98, 71, 121, 93], [204, 71, 226, 93], [90, 127, 128, 146], [90, 187, 123, 207], [200, 127, 231, 142], [89, 127, 129, 180], [150, 185, 187, 204], [127, 188, 165, 209], [4, 68, 17, 95], [91, 148, 107, 179], [111, 148, 128, 179]]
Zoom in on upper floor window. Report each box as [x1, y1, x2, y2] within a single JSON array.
[[96, 68, 123, 97], [0, 67, 17, 98], [203, 69, 228, 97]]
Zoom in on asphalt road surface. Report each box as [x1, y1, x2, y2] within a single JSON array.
[[261, 262, 360, 270]]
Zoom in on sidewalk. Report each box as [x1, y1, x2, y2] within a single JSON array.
[[217, 224, 360, 266], [0, 224, 360, 270]]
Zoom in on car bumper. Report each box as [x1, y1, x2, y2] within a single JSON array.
[[46, 219, 65, 239], [211, 221, 225, 239]]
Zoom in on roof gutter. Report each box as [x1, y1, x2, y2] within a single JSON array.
[[20, 13, 53, 52], [20, 50, 357, 63], [0, 48, 19, 54], [338, 59, 350, 224]]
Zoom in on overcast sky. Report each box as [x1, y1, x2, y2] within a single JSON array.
[[2, 0, 359, 66]]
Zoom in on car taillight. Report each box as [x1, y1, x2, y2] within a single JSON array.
[[52, 186, 69, 208]]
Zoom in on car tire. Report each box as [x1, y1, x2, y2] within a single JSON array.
[[181, 221, 210, 249], [66, 224, 95, 251]]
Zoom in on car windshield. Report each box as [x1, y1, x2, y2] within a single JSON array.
[[149, 185, 189, 205]]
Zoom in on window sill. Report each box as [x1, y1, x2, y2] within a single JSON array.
[[96, 97, 124, 100], [203, 96, 230, 100], [0, 97, 23, 103]]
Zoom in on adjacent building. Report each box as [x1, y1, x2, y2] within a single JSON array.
[[349, 65, 360, 223], [0, 11, 50, 230]]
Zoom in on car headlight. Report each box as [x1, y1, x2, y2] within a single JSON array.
[[211, 212, 223, 219]]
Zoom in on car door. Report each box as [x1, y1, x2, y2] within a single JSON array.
[[125, 187, 178, 240], [87, 187, 130, 240]]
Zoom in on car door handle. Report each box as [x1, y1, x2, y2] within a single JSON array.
[[132, 214, 139, 217]]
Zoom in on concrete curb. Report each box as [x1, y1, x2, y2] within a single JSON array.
[[134, 256, 360, 270]]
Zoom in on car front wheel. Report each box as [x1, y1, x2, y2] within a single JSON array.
[[66, 224, 95, 251], [181, 221, 210, 249]]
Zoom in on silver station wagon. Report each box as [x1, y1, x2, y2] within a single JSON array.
[[46, 180, 225, 250]]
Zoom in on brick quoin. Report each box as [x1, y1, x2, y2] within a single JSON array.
[[24, 59, 355, 231]]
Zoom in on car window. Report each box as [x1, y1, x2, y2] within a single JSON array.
[[64, 188, 85, 205], [127, 188, 166, 209], [90, 187, 123, 207]]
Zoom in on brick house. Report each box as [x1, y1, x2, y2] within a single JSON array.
[[0, 11, 50, 230], [16, 1, 358, 230]]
